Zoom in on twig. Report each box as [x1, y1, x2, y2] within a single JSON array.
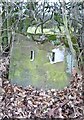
[[1, 45, 10, 55], [78, 50, 83, 63]]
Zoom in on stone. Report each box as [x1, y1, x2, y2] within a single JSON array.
[[0, 87, 5, 95], [0, 71, 2, 77], [0, 78, 2, 87], [0, 96, 3, 102]]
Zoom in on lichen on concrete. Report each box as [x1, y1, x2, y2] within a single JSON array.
[[9, 34, 69, 90]]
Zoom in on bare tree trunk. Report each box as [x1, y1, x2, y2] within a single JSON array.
[[1, 2, 8, 50], [81, 2, 84, 104], [40, 19, 44, 34], [61, 1, 76, 60]]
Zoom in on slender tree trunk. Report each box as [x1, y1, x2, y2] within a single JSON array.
[[40, 1, 45, 34], [40, 19, 44, 34], [18, 2, 24, 33], [62, 1, 76, 60], [7, 2, 12, 46], [82, 49, 84, 100], [81, 2, 84, 103], [1, 2, 8, 49]]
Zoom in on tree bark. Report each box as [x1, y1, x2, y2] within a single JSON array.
[[62, 2, 76, 60], [1, 2, 8, 50]]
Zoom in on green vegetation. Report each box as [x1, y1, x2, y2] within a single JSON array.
[[27, 26, 64, 35]]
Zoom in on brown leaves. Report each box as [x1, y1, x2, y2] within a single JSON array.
[[0, 54, 83, 119]]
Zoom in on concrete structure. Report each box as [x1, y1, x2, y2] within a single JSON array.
[[9, 34, 69, 90]]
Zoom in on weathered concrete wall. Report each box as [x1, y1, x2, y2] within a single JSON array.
[[9, 34, 69, 90]]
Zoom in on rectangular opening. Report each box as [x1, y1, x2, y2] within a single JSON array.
[[30, 50, 34, 61], [52, 52, 55, 62]]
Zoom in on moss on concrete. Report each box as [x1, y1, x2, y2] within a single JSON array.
[[9, 34, 69, 90]]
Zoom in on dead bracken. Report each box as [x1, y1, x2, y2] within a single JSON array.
[[0, 56, 84, 119]]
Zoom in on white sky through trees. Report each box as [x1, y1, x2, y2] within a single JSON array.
[[1, 0, 82, 2], [16, 0, 70, 3], [25, 0, 70, 2]]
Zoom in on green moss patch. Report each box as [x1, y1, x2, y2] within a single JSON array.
[[9, 34, 69, 90]]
